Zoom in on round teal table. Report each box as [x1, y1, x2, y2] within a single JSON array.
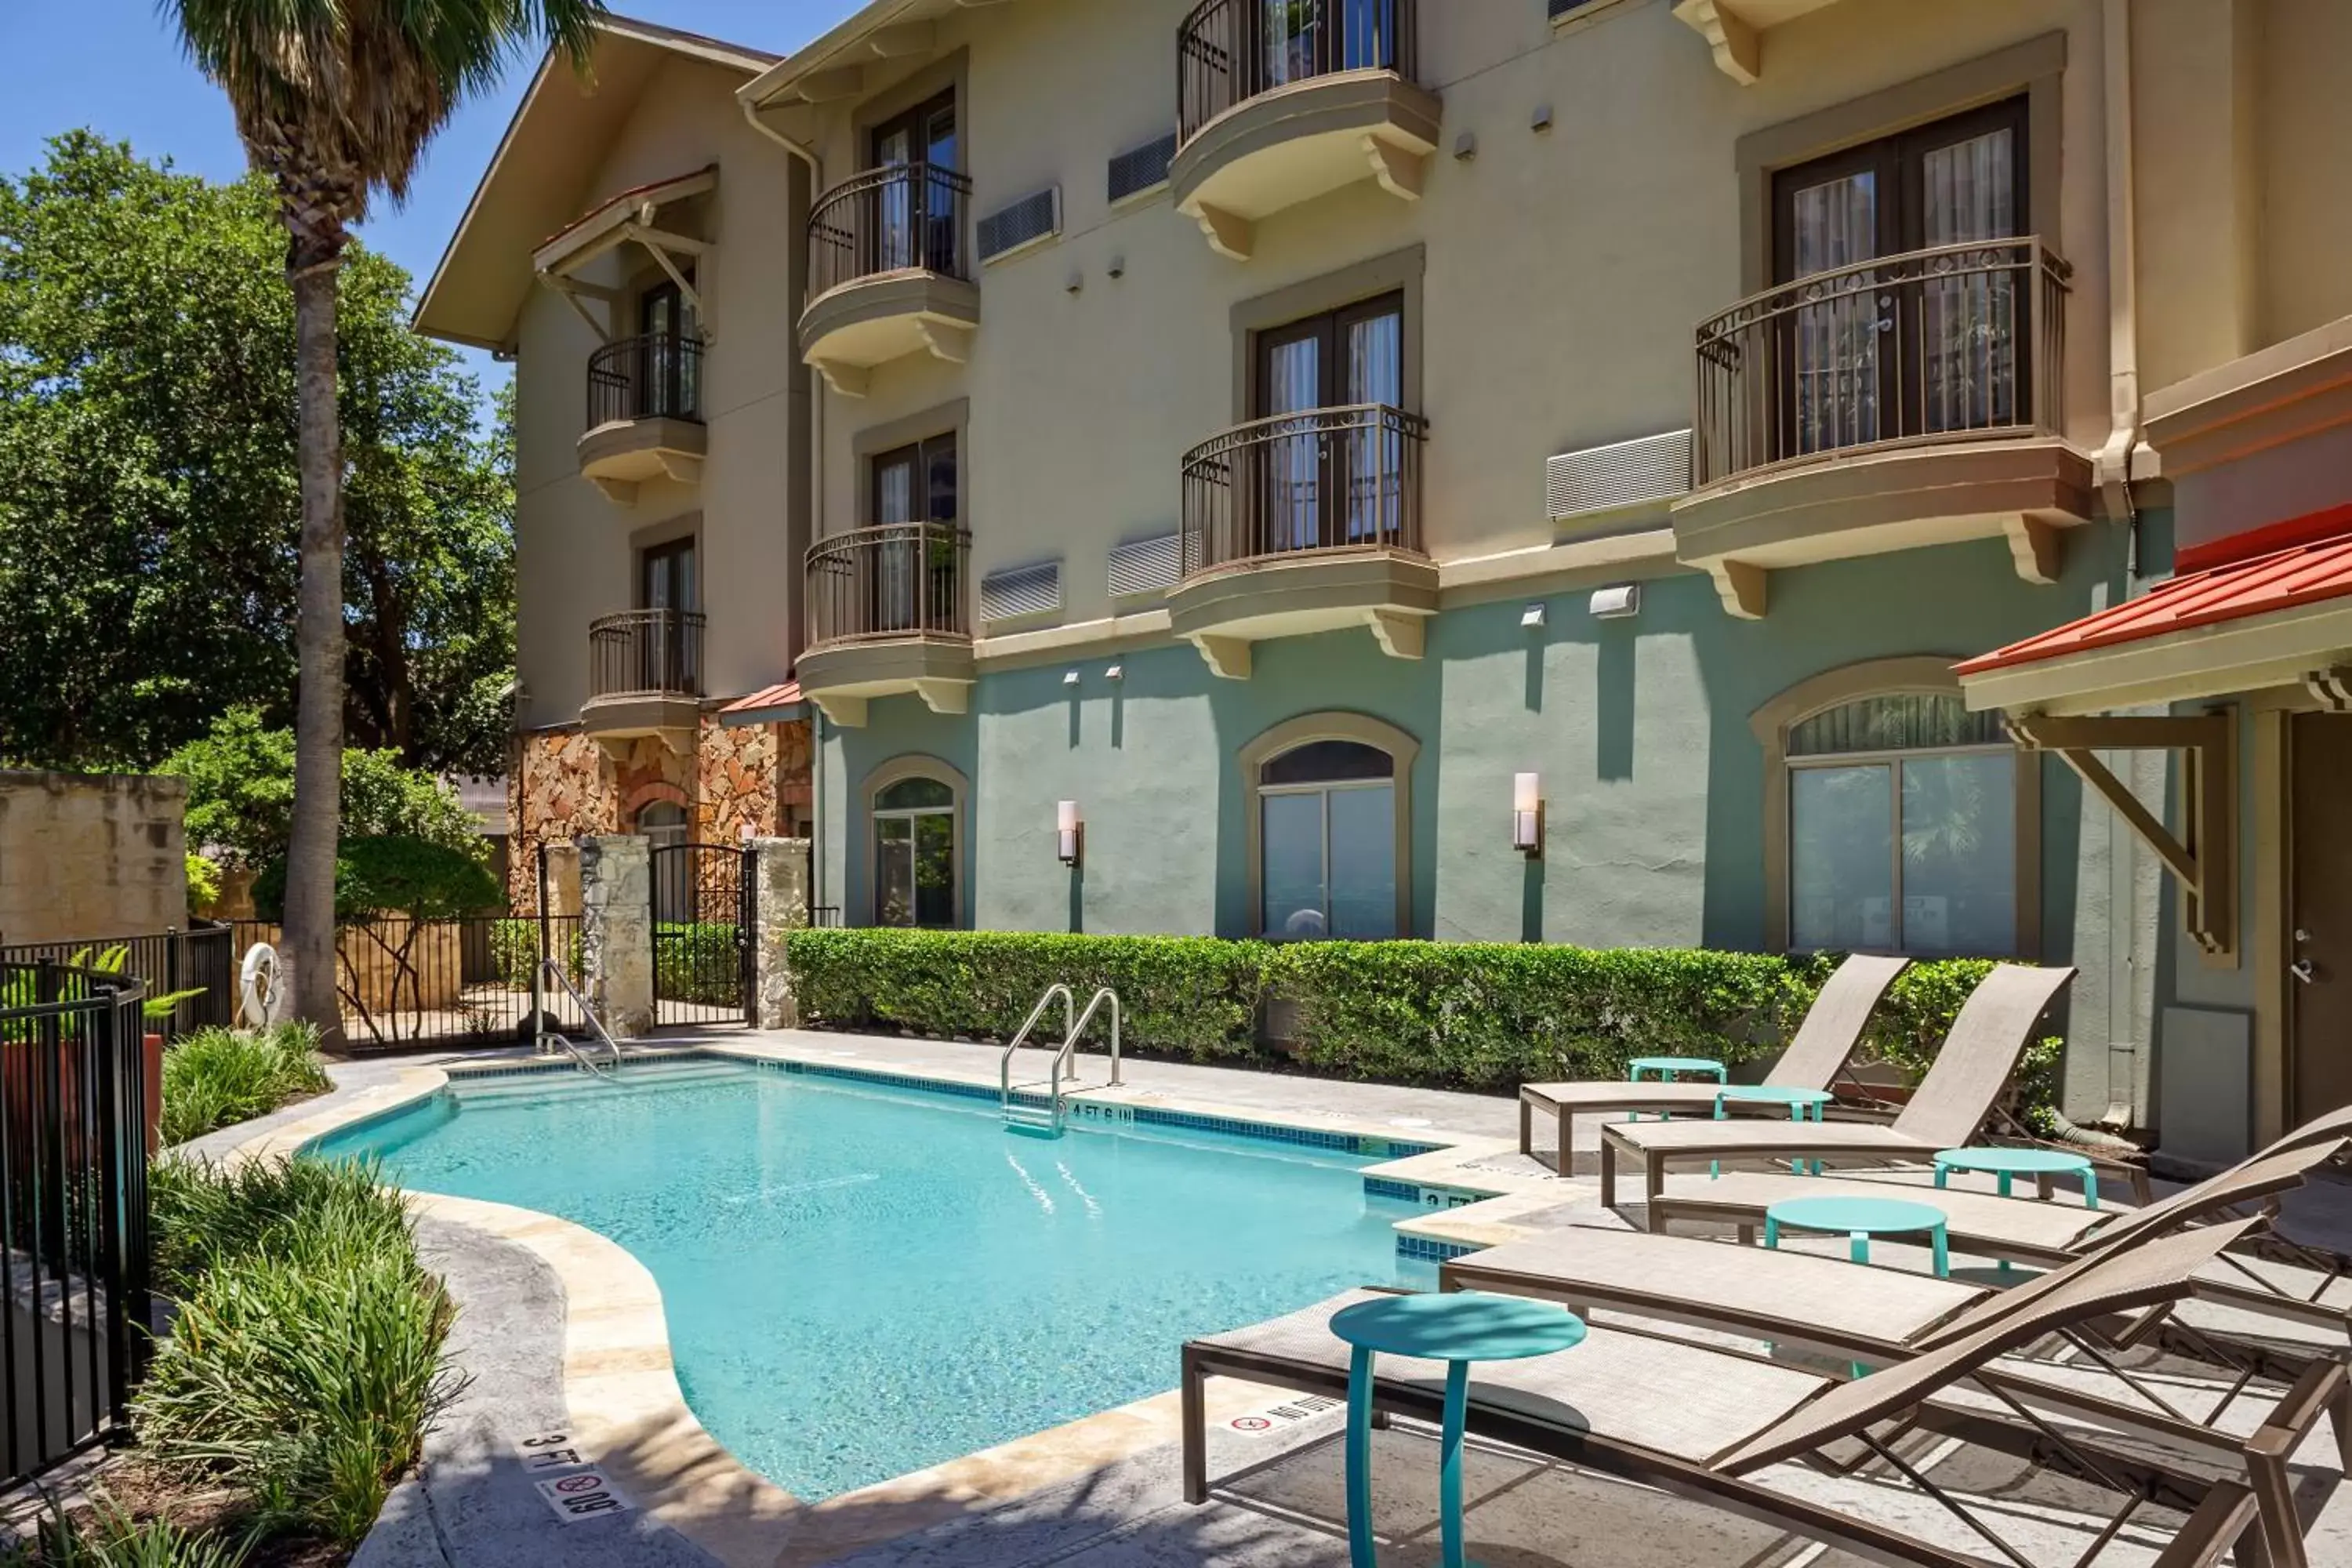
[[1763, 1194, 1951, 1278], [1934, 1146, 2099, 1207], [1626, 1054, 1728, 1084], [1711, 1085, 1832, 1177], [1328, 1293, 1587, 1568]]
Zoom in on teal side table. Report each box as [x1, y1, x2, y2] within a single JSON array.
[[1711, 1085, 1831, 1178], [1933, 1146, 2099, 1207], [1328, 1293, 1587, 1568], [1763, 1194, 1951, 1278], [1624, 1056, 1727, 1121]]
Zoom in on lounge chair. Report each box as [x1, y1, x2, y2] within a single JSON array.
[[1185, 1219, 2336, 1568], [1518, 952, 1910, 1173], [1630, 1102, 2352, 1340], [1599, 963, 2078, 1221], [1443, 1138, 2351, 1380]]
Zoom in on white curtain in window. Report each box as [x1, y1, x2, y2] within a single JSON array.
[[1789, 171, 1879, 454], [1922, 127, 2019, 433], [1345, 310, 1403, 543]]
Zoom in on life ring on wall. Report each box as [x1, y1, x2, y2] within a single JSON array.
[[239, 942, 285, 1028]]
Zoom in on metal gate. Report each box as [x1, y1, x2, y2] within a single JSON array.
[[649, 842, 754, 1026]]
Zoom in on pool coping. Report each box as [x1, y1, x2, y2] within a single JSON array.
[[227, 1042, 1580, 1567]]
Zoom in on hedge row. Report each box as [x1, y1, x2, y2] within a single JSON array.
[[782, 929, 2061, 1123]]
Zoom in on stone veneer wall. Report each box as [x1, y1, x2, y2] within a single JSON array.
[[506, 717, 812, 911]]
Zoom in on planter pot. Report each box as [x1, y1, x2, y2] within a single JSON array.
[[143, 1033, 165, 1154]]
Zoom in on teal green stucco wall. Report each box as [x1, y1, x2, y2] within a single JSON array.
[[818, 527, 2136, 988]]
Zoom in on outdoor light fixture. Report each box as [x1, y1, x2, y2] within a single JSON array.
[[1512, 773, 1544, 858], [1057, 800, 1084, 867], [1063, 669, 1082, 687], [1589, 583, 1641, 619], [1521, 602, 1548, 630], [1104, 663, 1124, 681]]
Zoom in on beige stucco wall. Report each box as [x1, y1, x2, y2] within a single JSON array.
[[0, 771, 187, 946], [514, 53, 809, 731], [782, 0, 2117, 626]]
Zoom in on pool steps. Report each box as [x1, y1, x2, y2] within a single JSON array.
[[997, 983, 1123, 1137]]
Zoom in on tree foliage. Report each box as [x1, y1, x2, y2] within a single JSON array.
[[0, 132, 514, 773], [163, 706, 481, 868], [252, 833, 499, 923]]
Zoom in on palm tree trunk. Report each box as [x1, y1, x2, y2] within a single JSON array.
[[284, 261, 347, 1049]]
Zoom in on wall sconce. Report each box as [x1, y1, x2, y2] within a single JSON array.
[[1520, 602, 1548, 630], [1057, 800, 1084, 867], [1512, 773, 1544, 858], [1589, 583, 1641, 620]]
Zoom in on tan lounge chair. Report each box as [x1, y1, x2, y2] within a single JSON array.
[[1518, 952, 1909, 1173], [1599, 963, 2078, 1221], [1185, 1219, 2328, 1568], [1443, 1138, 2350, 1380]]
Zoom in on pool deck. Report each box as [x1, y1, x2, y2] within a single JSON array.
[[183, 1025, 2352, 1568]]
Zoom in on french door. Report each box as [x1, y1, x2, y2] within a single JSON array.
[[637, 278, 698, 419], [871, 91, 959, 274], [869, 433, 959, 633], [1772, 98, 2027, 461], [1251, 292, 1403, 555], [639, 539, 699, 691]]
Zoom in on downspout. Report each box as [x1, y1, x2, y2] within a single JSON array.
[[740, 98, 830, 914], [2053, 0, 2148, 1158]]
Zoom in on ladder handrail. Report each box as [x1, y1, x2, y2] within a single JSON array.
[[1058, 987, 1123, 1090], [1000, 983, 1075, 1110], [537, 957, 625, 1080]]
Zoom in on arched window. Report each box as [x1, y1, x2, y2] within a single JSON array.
[[1252, 732, 1406, 940], [873, 775, 956, 928], [1781, 690, 2020, 956], [634, 800, 692, 923]]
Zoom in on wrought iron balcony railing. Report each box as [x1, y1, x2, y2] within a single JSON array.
[[588, 608, 706, 700], [1178, 0, 1418, 145], [808, 162, 974, 299], [1692, 237, 2071, 489], [805, 521, 973, 647], [586, 332, 703, 427], [1180, 402, 1428, 576]]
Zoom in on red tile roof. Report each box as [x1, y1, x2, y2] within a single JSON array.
[[719, 681, 804, 720], [1956, 528, 2352, 676]]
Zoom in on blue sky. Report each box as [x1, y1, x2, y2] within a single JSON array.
[[0, 1, 847, 397]]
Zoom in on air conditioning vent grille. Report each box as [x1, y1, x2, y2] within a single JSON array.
[[980, 561, 1063, 623], [1107, 534, 1182, 597], [1547, 428, 1692, 522], [977, 187, 1062, 264], [1109, 132, 1178, 204]]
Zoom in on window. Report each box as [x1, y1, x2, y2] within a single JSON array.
[[866, 433, 960, 634], [636, 276, 700, 418], [873, 775, 956, 928], [1772, 98, 2028, 459], [635, 537, 700, 692], [1258, 740, 1398, 939], [1253, 292, 1405, 554], [870, 89, 960, 275], [1785, 694, 2016, 957]]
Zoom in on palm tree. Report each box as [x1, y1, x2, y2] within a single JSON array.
[[165, 0, 604, 1041]]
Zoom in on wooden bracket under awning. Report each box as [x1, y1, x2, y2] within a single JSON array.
[[2006, 710, 2238, 963]]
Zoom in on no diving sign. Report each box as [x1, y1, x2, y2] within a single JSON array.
[[1227, 1393, 1342, 1436], [512, 1429, 633, 1525]]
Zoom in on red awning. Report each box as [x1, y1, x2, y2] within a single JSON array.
[[718, 681, 804, 724], [1956, 530, 2352, 677]]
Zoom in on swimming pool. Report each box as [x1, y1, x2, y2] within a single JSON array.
[[312, 1056, 1432, 1500]]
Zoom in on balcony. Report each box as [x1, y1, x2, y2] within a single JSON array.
[[795, 522, 975, 726], [1674, 238, 2092, 619], [1170, 0, 1439, 262], [582, 609, 704, 752], [799, 164, 979, 397], [577, 333, 706, 505], [1168, 404, 1433, 679]]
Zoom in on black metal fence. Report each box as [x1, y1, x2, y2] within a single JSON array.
[[586, 331, 703, 426], [2, 958, 152, 1490], [652, 844, 753, 1027], [1179, 0, 1417, 145], [0, 925, 235, 1041], [226, 916, 586, 1053], [808, 162, 974, 298]]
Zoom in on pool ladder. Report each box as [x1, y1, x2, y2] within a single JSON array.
[[999, 984, 1122, 1138], [532, 957, 626, 1082]]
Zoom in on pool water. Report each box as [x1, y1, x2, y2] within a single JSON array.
[[313, 1058, 1424, 1500]]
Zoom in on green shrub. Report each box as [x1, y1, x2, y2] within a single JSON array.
[[655, 921, 744, 1006], [136, 1157, 458, 1546], [488, 917, 582, 988], [783, 929, 2067, 1123], [0, 1500, 251, 1567], [251, 834, 499, 924], [158, 1024, 331, 1146]]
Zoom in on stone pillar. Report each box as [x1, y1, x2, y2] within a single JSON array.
[[580, 835, 654, 1039], [540, 843, 583, 920], [750, 837, 812, 1030]]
